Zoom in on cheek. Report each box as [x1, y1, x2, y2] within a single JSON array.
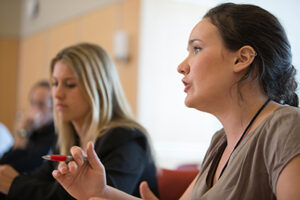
[[189, 55, 224, 98], [190, 55, 214, 83], [81, 99, 90, 112], [75, 92, 90, 110]]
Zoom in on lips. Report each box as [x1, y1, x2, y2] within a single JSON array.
[[182, 79, 191, 93], [56, 103, 68, 110]]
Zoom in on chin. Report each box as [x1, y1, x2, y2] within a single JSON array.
[[185, 94, 205, 109], [58, 114, 70, 122], [184, 98, 195, 108]]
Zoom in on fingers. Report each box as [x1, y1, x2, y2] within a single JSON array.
[[86, 142, 104, 171], [52, 161, 78, 184], [140, 181, 158, 200], [52, 168, 66, 187], [55, 160, 79, 175], [68, 161, 78, 173], [70, 146, 86, 166], [54, 142, 103, 178], [57, 162, 68, 174], [52, 169, 61, 179], [52, 162, 78, 185]]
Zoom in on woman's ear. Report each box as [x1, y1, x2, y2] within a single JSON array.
[[233, 45, 256, 73]]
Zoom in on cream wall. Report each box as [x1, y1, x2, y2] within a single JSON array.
[[0, 0, 21, 132], [20, 0, 122, 37], [0, 38, 19, 131]]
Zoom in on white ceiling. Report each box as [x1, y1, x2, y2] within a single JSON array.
[[0, 0, 121, 37]]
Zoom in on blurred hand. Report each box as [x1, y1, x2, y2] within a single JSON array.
[[53, 142, 107, 200], [13, 109, 52, 149], [16, 107, 51, 133], [17, 110, 37, 132], [12, 134, 27, 149], [0, 165, 19, 194]]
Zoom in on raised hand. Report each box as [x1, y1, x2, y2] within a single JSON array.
[[52, 142, 107, 200]]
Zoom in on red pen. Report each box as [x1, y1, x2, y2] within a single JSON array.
[[42, 155, 87, 162]]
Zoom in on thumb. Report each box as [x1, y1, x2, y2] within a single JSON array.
[[86, 141, 105, 171], [140, 181, 158, 200]]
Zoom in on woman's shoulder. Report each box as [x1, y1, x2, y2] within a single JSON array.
[[258, 105, 300, 164], [258, 105, 300, 139], [95, 126, 148, 151], [262, 105, 300, 133], [257, 105, 300, 193], [103, 126, 146, 139], [269, 105, 300, 121]]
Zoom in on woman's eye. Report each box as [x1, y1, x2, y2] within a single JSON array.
[[193, 47, 202, 54], [66, 83, 76, 88]]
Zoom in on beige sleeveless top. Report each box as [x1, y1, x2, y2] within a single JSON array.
[[190, 106, 300, 200]]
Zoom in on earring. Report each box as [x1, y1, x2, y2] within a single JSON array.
[[250, 51, 257, 57]]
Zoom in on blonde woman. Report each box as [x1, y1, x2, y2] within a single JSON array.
[[0, 43, 158, 199]]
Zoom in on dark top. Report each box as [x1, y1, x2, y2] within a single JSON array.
[[6, 127, 158, 200], [0, 121, 56, 173]]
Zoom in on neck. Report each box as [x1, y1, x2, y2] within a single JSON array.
[[213, 88, 270, 149], [72, 117, 89, 147]]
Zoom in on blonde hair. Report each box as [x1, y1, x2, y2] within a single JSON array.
[[50, 43, 146, 155]]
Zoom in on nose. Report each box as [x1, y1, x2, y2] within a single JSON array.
[[177, 57, 190, 75], [52, 83, 65, 100]]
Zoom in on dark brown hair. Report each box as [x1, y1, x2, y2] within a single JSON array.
[[204, 3, 298, 106]]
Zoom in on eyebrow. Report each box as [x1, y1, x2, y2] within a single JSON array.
[[51, 77, 76, 81], [188, 39, 203, 45], [187, 39, 203, 50]]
